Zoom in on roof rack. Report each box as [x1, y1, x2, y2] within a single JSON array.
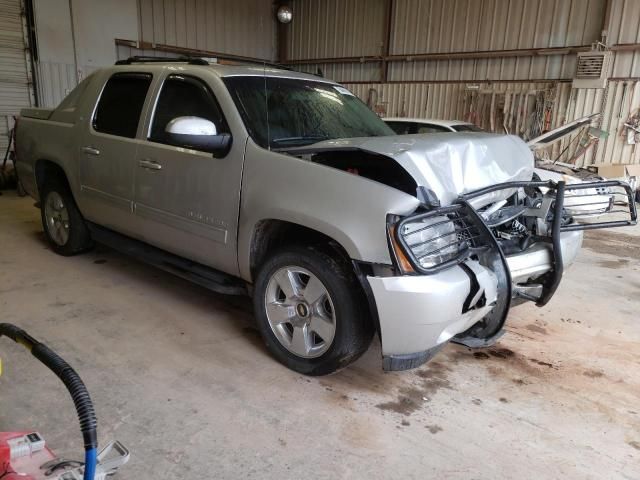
[[114, 54, 312, 75], [115, 55, 209, 66]]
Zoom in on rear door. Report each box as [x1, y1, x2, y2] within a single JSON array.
[[79, 72, 153, 236], [133, 73, 243, 276]]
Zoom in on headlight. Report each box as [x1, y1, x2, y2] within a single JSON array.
[[400, 216, 460, 269]]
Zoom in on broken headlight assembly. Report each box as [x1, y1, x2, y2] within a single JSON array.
[[388, 205, 484, 274], [402, 216, 460, 268]]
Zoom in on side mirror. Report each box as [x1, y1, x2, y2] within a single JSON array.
[[165, 116, 231, 156]]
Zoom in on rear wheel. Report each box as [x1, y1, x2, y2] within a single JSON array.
[[253, 245, 373, 375], [40, 179, 92, 255]]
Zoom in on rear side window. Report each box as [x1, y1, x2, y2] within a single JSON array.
[[93, 73, 152, 138], [149, 74, 228, 146]]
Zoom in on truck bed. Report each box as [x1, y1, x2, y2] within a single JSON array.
[[19, 107, 55, 121]]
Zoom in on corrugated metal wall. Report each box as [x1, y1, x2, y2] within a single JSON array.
[[287, 0, 386, 60], [289, 0, 640, 165], [138, 0, 276, 60], [595, 80, 640, 165], [289, 0, 608, 82], [296, 62, 383, 83], [607, 0, 640, 77], [388, 0, 604, 82], [0, 0, 33, 153], [348, 81, 555, 120], [391, 0, 603, 52], [35, 62, 77, 108], [351, 78, 638, 165]]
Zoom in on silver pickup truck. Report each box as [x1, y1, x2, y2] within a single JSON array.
[[15, 57, 637, 375]]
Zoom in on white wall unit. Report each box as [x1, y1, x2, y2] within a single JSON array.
[[71, 0, 138, 68], [32, 0, 277, 107]]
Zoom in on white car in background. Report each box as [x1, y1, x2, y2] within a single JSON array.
[[384, 117, 615, 219], [384, 118, 485, 135]]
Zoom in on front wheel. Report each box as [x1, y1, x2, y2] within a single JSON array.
[[253, 245, 373, 375]]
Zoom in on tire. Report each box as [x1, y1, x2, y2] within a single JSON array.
[[40, 178, 92, 256], [253, 245, 373, 375]]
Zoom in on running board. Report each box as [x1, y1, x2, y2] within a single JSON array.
[[87, 223, 247, 296]]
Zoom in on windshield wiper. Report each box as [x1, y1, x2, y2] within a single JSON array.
[[271, 135, 329, 147]]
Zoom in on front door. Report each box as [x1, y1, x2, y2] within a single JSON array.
[[79, 72, 153, 236], [133, 73, 243, 276]]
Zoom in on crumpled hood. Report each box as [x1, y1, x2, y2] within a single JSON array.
[[308, 133, 535, 206]]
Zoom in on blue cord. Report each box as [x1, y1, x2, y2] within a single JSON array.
[[83, 448, 97, 480]]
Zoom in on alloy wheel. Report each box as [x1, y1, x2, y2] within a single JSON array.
[[264, 266, 336, 358], [44, 191, 70, 246]]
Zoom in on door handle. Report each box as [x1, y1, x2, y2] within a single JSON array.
[[138, 159, 162, 170], [82, 146, 100, 156]]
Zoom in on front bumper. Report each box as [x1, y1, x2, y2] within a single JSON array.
[[507, 230, 583, 284], [369, 179, 636, 371], [368, 230, 583, 370], [368, 260, 496, 370]]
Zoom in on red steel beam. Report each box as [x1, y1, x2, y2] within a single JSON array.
[[282, 43, 640, 66]]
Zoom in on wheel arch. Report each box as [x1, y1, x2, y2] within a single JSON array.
[[34, 159, 72, 195], [247, 219, 355, 283], [34, 158, 86, 213]]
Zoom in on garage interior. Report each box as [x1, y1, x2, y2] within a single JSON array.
[[1, 1, 639, 479]]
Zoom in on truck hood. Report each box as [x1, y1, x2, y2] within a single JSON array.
[[294, 133, 534, 207], [527, 113, 599, 150]]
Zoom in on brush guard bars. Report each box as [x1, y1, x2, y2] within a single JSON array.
[[394, 178, 636, 283]]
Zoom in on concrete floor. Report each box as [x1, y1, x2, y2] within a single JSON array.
[[1, 190, 639, 479]]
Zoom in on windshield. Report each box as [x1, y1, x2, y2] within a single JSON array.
[[452, 124, 484, 132], [223, 76, 394, 148]]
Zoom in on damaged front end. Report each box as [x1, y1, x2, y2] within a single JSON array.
[[280, 133, 636, 371], [372, 178, 637, 371]]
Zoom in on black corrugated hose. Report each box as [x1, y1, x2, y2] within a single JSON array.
[[0, 323, 98, 479]]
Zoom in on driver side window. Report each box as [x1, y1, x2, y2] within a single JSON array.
[[149, 74, 228, 148]]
